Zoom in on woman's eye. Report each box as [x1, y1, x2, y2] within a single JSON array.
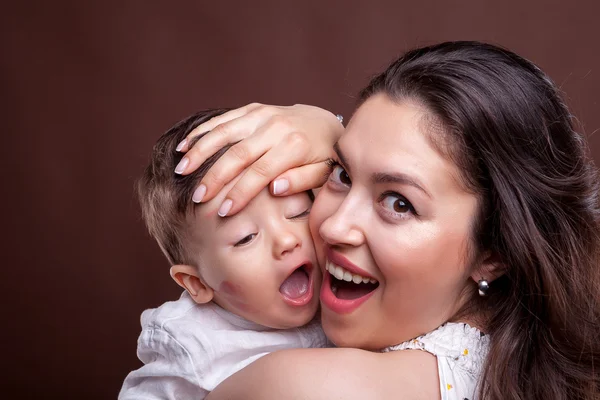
[[380, 193, 414, 215], [330, 165, 351, 186], [234, 233, 257, 247]]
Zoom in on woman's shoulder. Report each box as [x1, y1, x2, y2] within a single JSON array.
[[385, 322, 488, 351], [383, 323, 490, 398], [385, 322, 489, 371], [208, 347, 440, 400]]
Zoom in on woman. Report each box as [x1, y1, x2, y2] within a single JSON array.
[[174, 42, 600, 399]]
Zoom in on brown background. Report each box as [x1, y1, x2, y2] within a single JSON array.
[[2, 1, 599, 398]]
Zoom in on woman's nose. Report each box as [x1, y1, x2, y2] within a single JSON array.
[[318, 195, 365, 247]]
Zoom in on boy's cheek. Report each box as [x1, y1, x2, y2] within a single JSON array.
[[215, 281, 260, 315], [225, 299, 259, 315], [219, 280, 242, 296]]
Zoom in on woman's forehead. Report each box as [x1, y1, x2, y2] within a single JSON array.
[[341, 95, 464, 195]]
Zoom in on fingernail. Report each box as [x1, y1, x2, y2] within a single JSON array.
[[192, 184, 207, 203], [176, 139, 187, 152], [174, 157, 189, 174], [272, 178, 289, 195], [217, 199, 233, 217]]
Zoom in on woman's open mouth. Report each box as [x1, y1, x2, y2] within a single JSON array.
[[326, 260, 379, 299], [320, 258, 379, 314]]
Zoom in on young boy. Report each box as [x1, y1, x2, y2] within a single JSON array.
[[119, 109, 327, 399]]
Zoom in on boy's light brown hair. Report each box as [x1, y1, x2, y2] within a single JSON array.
[[137, 109, 232, 266]]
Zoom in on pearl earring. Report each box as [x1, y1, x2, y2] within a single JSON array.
[[478, 279, 489, 296]]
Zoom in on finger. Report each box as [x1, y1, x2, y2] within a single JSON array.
[[177, 108, 272, 176], [216, 136, 310, 216], [270, 162, 332, 196], [196, 117, 305, 200], [193, 135, 272, 203], [179, 103, 262, 151]]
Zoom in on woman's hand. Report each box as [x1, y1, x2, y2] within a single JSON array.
[[175, 103, 344, 216]]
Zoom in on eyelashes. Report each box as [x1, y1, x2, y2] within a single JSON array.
[[289, 208, 311, 220], [325, 158, 337, 170], [324, 158, 338, 179], [234, 233, 257, 247]]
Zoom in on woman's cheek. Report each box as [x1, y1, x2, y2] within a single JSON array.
[[308, 192, 330, 265], [308, 192, 326, 242]]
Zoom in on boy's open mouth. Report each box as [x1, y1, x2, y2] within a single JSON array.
[[326, 260, 379, 300], [279, 264, 310, 300]]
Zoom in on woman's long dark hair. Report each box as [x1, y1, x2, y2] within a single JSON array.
[[360, 41, 600, 399]]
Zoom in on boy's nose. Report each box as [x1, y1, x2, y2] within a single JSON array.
[[272, 229, 302, 259]]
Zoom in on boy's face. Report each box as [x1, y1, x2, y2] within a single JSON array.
[[187, 185, 321, 329]]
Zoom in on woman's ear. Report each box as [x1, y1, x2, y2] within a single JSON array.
[[170, 265, 214, 304], [470, 251, 505, 284]]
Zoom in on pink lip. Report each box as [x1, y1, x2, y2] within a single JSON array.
[[326, 247, 376, 279], [280, 261, 315, 307], [320, 270, 376, 314]]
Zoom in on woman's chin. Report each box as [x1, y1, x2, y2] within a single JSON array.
[[321, 313, 373, 350]]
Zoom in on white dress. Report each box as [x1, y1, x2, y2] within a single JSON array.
[[382, 322, 490, 400]]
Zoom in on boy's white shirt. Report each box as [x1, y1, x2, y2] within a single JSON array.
[[118, 291, 329, 400]]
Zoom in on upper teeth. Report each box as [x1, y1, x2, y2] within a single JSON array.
[[326, 260, 377, 284]]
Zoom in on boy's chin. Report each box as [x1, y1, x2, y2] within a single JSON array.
[[263, 307, 319, 329]]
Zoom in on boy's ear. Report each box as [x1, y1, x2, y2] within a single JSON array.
[[470, 251, 505, 285], [170, 265, 214, 304]]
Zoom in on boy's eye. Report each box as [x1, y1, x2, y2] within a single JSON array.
[[290, 208, 311, 220], [234, 233, 257, 247]]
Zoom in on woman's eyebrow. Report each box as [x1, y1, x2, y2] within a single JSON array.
[[371, 172, 432, 198]]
